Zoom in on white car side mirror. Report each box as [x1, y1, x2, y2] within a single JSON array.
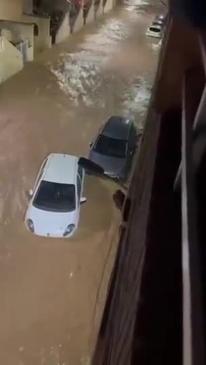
[[26, 189, 33, 199], [80, 197, 87, 204]]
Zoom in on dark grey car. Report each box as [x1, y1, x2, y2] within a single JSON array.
[[89, 116, 139, 181]]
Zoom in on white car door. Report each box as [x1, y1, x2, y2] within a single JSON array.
[[76, 167, 83, 223]]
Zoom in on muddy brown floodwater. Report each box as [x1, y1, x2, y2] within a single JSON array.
[[0, 0, 161, 364]]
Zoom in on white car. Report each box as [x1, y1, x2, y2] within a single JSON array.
[[25, 153, 86, 238], [146, 24, 162, 39]]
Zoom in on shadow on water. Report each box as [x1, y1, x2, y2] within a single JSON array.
[[77, 175, 114, 240]]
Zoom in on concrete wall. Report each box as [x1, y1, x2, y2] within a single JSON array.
[[0, 0, 116, 55], [0, 20, 34, 60], [23, 0, 33, 15], [40, 0, 69, 13], [0, 35, 23, 84], [26, 15, 52, 52], [84, 2, 94, 25], [103, 0, 114, 14], [0, 21, 33, 46], [94, 1, 102, 20], [0, 0, 51, 54], [56, 0, 111, 42], [71, 9, 84, 33], [0, 0, 23, 20], [55, 12, 70, 44]]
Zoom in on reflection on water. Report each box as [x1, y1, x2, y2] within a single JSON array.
[[50, 0, 157, 126], [123, 0, 150, 12]]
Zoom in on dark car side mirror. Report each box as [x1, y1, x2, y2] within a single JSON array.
[[26, 189, 33, 200]]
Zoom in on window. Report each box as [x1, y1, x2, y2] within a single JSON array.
[[33, 181, 76, 212], [94, 135, 127, 158]]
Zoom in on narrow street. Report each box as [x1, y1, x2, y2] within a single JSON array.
[[0, 0, 160, 364]]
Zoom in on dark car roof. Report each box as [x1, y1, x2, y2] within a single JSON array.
[[102, 116, 132, 140]]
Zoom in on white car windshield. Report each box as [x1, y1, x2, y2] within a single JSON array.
[[33, 181, 76, 212], [94, 135, 127, 158]]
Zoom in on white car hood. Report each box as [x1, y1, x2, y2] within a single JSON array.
[[26, 204, 77, 237]]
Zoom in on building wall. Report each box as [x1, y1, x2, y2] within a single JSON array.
[[0, 20, 34, 60], [30, 16, 51, 52], [0, 0, 116, 56], [103, 0, 114, 13], [0, 0, 51, 54], [40, 0, 70, 12], [0, 35, 23, 84], [23, 0, 34, 15], [0, 0, 23, 20], [55, 12, 70, 44], [0, 21, 33, 45]]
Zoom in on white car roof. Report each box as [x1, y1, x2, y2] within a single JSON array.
[[43, 153, 78, 185]]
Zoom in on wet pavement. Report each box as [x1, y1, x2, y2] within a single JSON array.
[[0, 0, 161, 364]]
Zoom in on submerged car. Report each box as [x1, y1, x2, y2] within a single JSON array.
[[153, 13, 166, 27], [25, 153, 86, 238], [152, 19, 164, 26], [89, 116, 138, 181], [146, 24, 162, 38], [157, 14, 166, 21]]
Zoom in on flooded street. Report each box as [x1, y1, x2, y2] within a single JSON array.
[[0, 0, 160, 364]]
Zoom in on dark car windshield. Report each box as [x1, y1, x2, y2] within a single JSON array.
[[33, 181, 76, 212], [94, 135, 127, 158]]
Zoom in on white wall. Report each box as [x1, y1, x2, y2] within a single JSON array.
[[0, 21, 33, 44], [29, 16, 51, 52], [0, 21, 34, 60], [0, 0, 51, 54], [0, 36, 23, 84]]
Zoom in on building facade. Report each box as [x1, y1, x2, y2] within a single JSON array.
[[0, 0, 51, 83], [92, 1, 206, 364]]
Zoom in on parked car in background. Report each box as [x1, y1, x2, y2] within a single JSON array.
[[153, 13, 166, 26], [152, 19, 164, 26], [157, 14, 166, 21], [25, 153, 86, 238], [89, 116, 139, 181], [146, 13, 167, 39], [146, 24, 162, 38]]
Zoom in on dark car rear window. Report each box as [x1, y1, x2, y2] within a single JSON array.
[[94, 135, 127, 158]]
